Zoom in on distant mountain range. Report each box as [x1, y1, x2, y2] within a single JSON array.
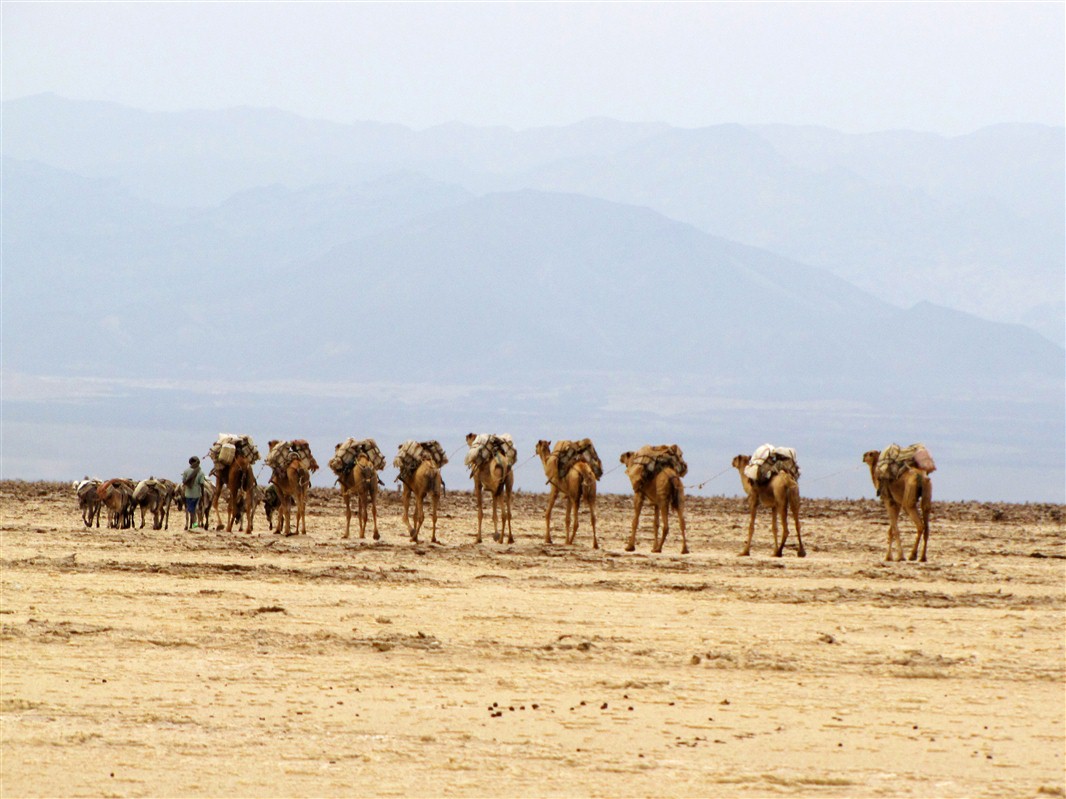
[[6, 93, 1062, 343], [2, 94, 1062, 500]]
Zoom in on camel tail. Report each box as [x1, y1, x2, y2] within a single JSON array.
[[669, 474, 684, 510]]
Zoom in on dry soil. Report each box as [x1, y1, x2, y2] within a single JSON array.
[[2, 481, 1064, 798]]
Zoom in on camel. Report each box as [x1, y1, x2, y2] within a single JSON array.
[[863, 450, 932, 562], [210, 455, 256, 533], [535, 440, 598, 548], [338, 455, 382, 540], [620, 451, 688, 554], [398, 459, 444, 543], [96, 479, 135, 529], [467, 433, 514, 544], [268, 440, 311, 537], [731, 455, 805, 558]]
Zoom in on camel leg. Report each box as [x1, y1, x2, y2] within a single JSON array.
[[490, 491, 500, 543], [401, 484, 413, 538], [917, 483, 932, 562], [564, 495, 575, 546], [299, 493, 307, 536], [370, 487, 380, 541], [246, 488, 255, 535], [226, 490, 237, 533], [569, 491, 581, 547], [904, 498, 925, 561], [429, 485, 439, 544], [358, 493, 368, 539], [277, 499, 285, 535], [212, 474, 225, 531], [791, 488, 805, 557], [276, 493, 291, 536], [419, 488, 430, 542], [412, 488, 423, 543], [279, 500, 290, 536], [544, 485, 558, 544], [626, 494, 644, 552], [342, 489, 352, 538], [885, 501, 902, 561], [504, 482, 514, 544], [739, 495, 758, 556], [475, 485, 484, 544], [773, 494, 786, 558], [776, 498, 784, 558], [654, 500, 668, 554], [676, 484, 688, 555], [589, 491, 599, 550]]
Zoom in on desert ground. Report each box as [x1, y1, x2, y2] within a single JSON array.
[[1, 480, 1063, 798]]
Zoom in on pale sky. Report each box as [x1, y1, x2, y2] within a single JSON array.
[[3, 2, 1064, 133]]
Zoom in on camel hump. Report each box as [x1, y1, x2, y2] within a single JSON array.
[[628, 444, 687, 484], [876, 443, 935, 484], [210, 433, 260, 465], [745, 443, 799, 483], [267, 439, 316, 473], [555, 438, 604, 479], [394, 440, 446, 484], [465, 433, 516, 473]]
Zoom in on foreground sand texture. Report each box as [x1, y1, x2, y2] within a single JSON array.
[[2, 481, 1063, 798]]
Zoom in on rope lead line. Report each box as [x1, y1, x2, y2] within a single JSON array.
[[807, 463, 865, 483], [513, 453, 538, 470], [692, 467, 731, 490]]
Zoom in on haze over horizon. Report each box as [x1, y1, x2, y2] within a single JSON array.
[[2, 3, 1063, 502], [3, 3, 1063, 134]]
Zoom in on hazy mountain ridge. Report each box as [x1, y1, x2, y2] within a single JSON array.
[[5, 94, 1060, 343], [523, 125, 1064, 338], [6, 160, 1059, 401]]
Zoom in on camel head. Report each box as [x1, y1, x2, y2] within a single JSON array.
[[731, 454, 750, 470], [535, 440, 552, 458], [619, 451, 634, 467], [268, 439, 280, 453], [862, 450, 881, 468]]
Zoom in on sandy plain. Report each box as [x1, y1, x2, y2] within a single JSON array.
[[1, 480, 1063, 798]]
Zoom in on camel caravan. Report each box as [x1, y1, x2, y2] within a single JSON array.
[[72, 434, 939, 561]]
